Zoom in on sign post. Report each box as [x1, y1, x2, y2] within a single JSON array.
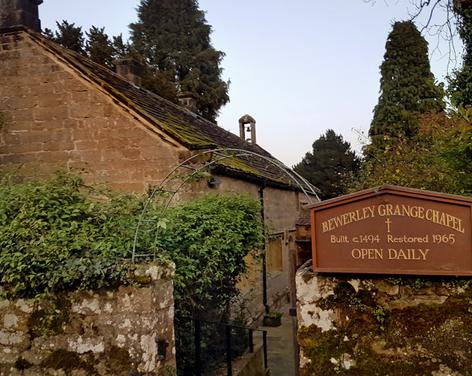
[[307, 185, 472, 276]]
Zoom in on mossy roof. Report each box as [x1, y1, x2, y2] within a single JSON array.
[[22, 28, 318, 193]]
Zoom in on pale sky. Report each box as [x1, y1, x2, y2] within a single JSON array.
[[40, 1, 459, 166]]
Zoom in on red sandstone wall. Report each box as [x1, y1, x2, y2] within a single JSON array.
[[0, 31, 185, 192]]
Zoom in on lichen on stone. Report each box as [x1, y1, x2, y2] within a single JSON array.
[[298, 275, 472, 375]]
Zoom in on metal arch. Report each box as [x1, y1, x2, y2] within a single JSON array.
[[132, 148, 320, 262]]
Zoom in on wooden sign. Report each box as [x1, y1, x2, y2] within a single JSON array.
[[308, 185, 472, 276]]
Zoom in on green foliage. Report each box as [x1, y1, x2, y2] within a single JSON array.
[[130, 0, 230, 121], [294, 129, 360, 199], [369, 21, 445, 150], [43, 22, 130, 68], [0, 174, 262, 305], [85, 26, 116, 68], [0, 174, 143, 298], [47, 21, 85, 54], [160, 194, 263, 313], [449, 4, 472, 108], [356, 111, 472, 196], [156, 194, 262, 374], [141, 67, 179, 103], [111, 34, 130, 59]]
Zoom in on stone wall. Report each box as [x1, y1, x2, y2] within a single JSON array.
[[296, 261, 472, 375], [0, 263, 176, 376], [0, 30, 186, 193]]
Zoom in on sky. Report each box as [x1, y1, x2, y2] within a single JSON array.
[[39, 0, 460, 167]]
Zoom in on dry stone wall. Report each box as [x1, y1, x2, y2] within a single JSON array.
[[0, 263, 176, 376], [296, 261, 472, 375]]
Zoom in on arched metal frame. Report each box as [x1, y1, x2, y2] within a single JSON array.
[[132, 148, 320, 262]]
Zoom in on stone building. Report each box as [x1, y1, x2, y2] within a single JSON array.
[[0, 0, 319, 319]]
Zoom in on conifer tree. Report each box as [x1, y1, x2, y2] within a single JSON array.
[[369, 21, 445, 149], [51, 20, 85, 54], [294, 130, 360, 199], [85, 26, 115, 68], [449, 2, 472, 108], [130, 0, 229, 122], [112, 35, 130, 60]]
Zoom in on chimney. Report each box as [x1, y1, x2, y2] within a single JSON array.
[[114, 58, 144, 86], [239, 114, 257, 144], [177, 91, 198, 112], [0, 0, 43, 32]]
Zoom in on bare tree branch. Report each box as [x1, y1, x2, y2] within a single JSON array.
[[363, 0, 460, 69]]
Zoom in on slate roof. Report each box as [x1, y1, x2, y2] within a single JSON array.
[[23, 28, 319, 194]]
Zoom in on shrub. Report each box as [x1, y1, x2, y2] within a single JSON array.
[[0, 174, 143, 298]]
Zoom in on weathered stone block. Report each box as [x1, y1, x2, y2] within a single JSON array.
[[0, 262, 175, 375], [296, 263, 472, 375]]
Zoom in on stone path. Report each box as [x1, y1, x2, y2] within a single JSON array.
[[260, 306, 297, 376]]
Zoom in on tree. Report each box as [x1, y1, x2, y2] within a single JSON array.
[[50, 20, 85, 54], [85, 26, 115, 68], [364, 1, 469, 66], [449, 1, 472, 107], [44, 23, 131, 69], [130, 0, 229, 122], [369, 21, 445, 150], [354, 111, 472, 196], [112, 34, 130, 60], [294, 130, 360, 199]]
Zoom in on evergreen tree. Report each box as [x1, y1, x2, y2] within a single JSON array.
[[112, 34, 130, 60], [141, 68, 179, 102], [130, 0, 229, 122], [85, 26, 115, 68], [449, 2, 472, 108], [369, 21, 445, 149], [294, 130, 360, 199], [52, 20, 85, 54], [42, 28, 54, 40]]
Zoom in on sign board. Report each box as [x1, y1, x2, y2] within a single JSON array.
[[308, 185, 472, 276]]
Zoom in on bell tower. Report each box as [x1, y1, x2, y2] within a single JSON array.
[[239, 114, 257, 144]]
